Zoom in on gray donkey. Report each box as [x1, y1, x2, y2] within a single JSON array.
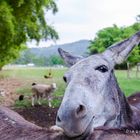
[[55, 31, 140, 139]]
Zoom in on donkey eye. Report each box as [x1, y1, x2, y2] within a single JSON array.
[[63, 76, 67, 82], [95, 65, 108, 73]]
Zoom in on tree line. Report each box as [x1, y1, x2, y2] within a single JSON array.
[[88, 16, 140, 69], [13, 49, 64, 66]]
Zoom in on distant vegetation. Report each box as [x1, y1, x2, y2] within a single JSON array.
[[14, 51, 64, 66], [13, 40, 90, 66], [88, 16, 140, 69], [14, 19, 140, 68]]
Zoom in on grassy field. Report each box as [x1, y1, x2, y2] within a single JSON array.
[[0, 67, 140, 108], [115, 70, 140, 96]]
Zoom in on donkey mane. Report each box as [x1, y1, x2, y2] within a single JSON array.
[[106, 71, 132, 125], [108, 72, 140, 130]]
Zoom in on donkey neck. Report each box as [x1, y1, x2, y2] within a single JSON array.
[[106, 71, 132, 128]]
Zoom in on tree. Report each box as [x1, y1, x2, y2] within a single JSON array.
[[32, 56, 47, 66], [14, 49, 36, 64], [88, 25, 124, 54], [88, 23, 140, 68], [48, 55, 64, 65], [14, 52, 64, 66], [0, 0, 58, 70]]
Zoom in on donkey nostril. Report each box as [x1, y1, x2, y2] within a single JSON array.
[[57, 116, 61, 122], [76, 104, 86, 118]]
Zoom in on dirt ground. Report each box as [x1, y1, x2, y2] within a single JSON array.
[[0, 78, 58, 128], [0, 78, 23, 106], [15, 105, 58, 128]]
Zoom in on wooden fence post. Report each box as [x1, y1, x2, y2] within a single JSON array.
[[127, 62, 130, 79], [136, 63, 140, 78]]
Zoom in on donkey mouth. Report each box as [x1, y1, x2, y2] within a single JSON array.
[[65, 116, 95, 139]]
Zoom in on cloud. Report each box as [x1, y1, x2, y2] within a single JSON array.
[[29, 0, 140, 47]]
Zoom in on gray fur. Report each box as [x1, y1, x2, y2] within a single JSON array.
[[56, 31, 140, 138], [58, 48, 84, 67], [103, 31, 140, 64]]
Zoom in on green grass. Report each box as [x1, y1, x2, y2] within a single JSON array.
[[1, 67, 67, 79], [115, 70, 140, 96], [1, 67, 140, 108]]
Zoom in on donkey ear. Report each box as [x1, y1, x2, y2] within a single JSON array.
[[103, 31, 140, 64], [58, 48, 83, 67]]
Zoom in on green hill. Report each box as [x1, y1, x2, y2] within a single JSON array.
[[28, 40, 90, 57]]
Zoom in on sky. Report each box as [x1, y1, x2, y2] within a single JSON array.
[[28, 0, 140, 47]]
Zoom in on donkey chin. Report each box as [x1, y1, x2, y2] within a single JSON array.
[[56, 115, 95, 139]]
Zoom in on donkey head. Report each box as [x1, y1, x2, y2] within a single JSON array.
[[56, 32, 140, 138]]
